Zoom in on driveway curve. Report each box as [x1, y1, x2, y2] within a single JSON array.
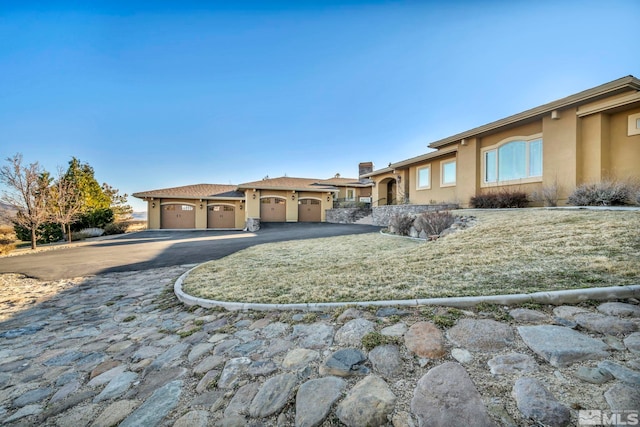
[[0, 223, 380, 280]]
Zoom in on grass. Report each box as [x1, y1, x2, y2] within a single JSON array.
[[182, 209, 640, 304]]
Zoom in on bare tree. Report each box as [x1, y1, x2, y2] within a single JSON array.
[[49, 167, 84, 242], [0, 154, 50, 249]]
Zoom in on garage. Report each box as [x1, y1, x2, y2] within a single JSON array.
[[161, 204, 195, 229], [208, 205, 235, 228], [298, 198, 321, 222], [260, 197, 286, 222]]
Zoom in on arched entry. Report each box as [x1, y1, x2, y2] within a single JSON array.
[[161, 204, 196, 229], [260, 197, 286, 222], [298, 198, 321, 222], [387, 180, 397, 205], [208, 204, 235, 228]]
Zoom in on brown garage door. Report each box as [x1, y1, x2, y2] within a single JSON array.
[[208, 205, 235, 229], [298, 199, 321, 222], [260, 197, 286, 222], [161, 204, 195, 229]]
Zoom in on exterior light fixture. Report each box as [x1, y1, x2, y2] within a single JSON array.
[[252, 194, 256, 200], [327, 195, 331, 202], [291, 194, 295, 200], [199, 203, 204, 209], [151, 202, 156, 208]]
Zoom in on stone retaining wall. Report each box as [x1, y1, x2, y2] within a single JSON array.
[[325, 208, 372, 224], [372, 204, 459, 226]]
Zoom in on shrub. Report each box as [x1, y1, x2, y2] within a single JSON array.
[[73, 208, 114, 231], [567, 181, 633, 206], [532, 182, 561, 207], [104, 222, 128, 235], [0, 226, 15, 255], [14, 221, 64, 244], [414, 211, 455, 235], [470, 189, 528, 209], [389, 214, 414, 236]]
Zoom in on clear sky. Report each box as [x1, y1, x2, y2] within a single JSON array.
[[1, 1, 638, 212]]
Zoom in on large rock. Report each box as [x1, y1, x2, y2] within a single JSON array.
[[133, 367, 188, 399], [512, 377, 570, 427], [91, 400, 138, 427], [336, 375, 396, 427], [487, 353, 538, 376], [572, 312, 636, 336], [290, 323, 334, 349], [224, 382, 260, 418], [598, 302, 640, 318], [295, 376, 346, 427], [518, 325, 608, 367], [249, 373, 297, 418], [509, 308, 548, 323], [604, 383, 640, 420], [320, 348, 369, 377], [404, 321, 445, 358], [447, 319, 514, 352], [369, 345, 403, 378], [380, 322, 408, 337], [598, 360, 640, 386], [93, 371, 138, 402], [334, 318, 376, 347], [119, 380, 182, 427], [282, 348, 319, 370], [624, 332, 640, 354], [218, 357, 252, 389], [411, 362, 496, 427], [173, 410, 209, 427]]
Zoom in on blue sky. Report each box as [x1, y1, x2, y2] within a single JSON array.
[[1, 1, 638, 212]]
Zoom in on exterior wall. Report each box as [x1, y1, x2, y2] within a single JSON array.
[[479, 121, 543, 149], [609, 106, 640, 180], [407, 154, 459, 205], [371, 171, 400, 205], [542, 107, 580, 204], [457, 138, 479, 208], [244, 189, 332, 222], [147, 200, 160, 229]]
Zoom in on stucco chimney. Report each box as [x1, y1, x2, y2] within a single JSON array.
[[359, 162, 373, 178]]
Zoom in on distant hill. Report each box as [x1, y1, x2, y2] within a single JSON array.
[[0, 202, 17, 227], [131, 212, 147, 221]]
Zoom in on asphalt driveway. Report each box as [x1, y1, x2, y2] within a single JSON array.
[[0, 223, 380, 280]]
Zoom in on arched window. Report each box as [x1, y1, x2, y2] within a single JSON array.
[[483, 136, 542, 184]]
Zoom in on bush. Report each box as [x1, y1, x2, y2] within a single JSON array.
[[414, 211, 456, 236], [0, 226, 15, 255], [470, 189, 528, 209], [104, 222, 128, 235], [567, 181, 633, 206], [73, 208, 114, 231], [389, 214, 414, 236], [14, 222, 64, 244]]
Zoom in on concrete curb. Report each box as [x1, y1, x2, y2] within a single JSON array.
[[174, 265, 640, 312]]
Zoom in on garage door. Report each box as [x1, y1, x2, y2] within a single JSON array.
[[208, 205, 235, 229], [161, 204, 195, 229], [298, 199, 321, 222], [260, 197, 286, 222]]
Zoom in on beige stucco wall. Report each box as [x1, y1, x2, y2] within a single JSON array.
[[244, 189, 333, 222], [407, 154, 459, 205], [542, 109, 579, 204], [479, 121, 543, 149], [147, 200, 160, 229], [609, 106, 640, 180], [145, 198, 244, 229]]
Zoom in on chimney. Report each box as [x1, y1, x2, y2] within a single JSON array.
[[359, 162, 373, 178]]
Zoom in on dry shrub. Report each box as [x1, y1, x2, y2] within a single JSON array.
[[389, 214, 414, 236], [104, 222, 128, 235], [415, 211, 455, 235], [568, 180, 633, 206], [470, 189, 528, 208], [0, 226, 16, 255]]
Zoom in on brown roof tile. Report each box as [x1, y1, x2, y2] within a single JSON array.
[[237, 176, 337, 192], [133, 184, 244, 200]]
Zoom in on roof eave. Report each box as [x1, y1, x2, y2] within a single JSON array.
[[428, 75, 640, 149]]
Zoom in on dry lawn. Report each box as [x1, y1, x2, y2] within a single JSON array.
[[183, 209, 640, 304]]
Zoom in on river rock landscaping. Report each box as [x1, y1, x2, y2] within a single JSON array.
[[1, 267, 639, 426]]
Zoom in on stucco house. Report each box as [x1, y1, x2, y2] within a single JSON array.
[[134, 175, 373, 229], [363, 75, 640, 207]]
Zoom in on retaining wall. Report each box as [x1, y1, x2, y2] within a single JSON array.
[[372, 204, 459, 226]]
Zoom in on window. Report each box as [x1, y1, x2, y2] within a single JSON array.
[[417, 165, 431, 189], [346, 189, 355, 201], [181, 205, 194, 211], [441, 160, 456, 186], [483, 136, 543, 185], [629, 112, 640, 136]]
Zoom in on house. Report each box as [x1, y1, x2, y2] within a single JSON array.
[[363, 75, 640, 207], [134, 173, 373, 229]]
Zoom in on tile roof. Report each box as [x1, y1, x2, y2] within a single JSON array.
[[317, 177, 373, 187], [237, 177, 337, 192], [132, 184, 244, 200]]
